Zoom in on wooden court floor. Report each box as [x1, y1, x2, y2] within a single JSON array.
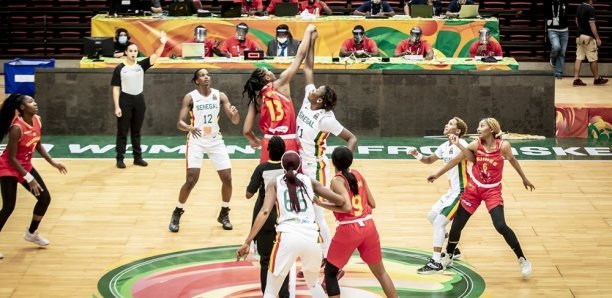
[[0, 159, 611, 298]]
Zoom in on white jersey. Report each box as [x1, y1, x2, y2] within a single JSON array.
[[434, 138, 469, 193], [297, 84, 344, 163], [189, 88, 221, 141], [275, 173, 319, 238]]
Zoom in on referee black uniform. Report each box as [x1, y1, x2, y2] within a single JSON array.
[[110, 57, 151, 166], [246, 161, 290, 298]]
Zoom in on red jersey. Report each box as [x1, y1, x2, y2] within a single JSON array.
[[259, 83, 296, 135], [469, 40, 503, 57], [0, 115, 42, 182], [395, 39, 432, 57], [470, 139, 504, 185], [341, 37, 378, 53], [299, 1, 329, 14], [236, 0, 263, 13], [219, 36, 259, 57], [333, 169, 372, 222]]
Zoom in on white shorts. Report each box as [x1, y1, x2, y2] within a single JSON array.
[[270, 231, 322, 277], [431, 189, 462, 218], [186, 135, 231, 170], [301, 157, 331, 187]]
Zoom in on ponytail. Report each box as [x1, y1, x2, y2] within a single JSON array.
[[341, 169, 359, 195], [281, 151, 309, 213], [0, 94, 26, 143]]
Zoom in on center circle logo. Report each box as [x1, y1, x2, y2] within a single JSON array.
[[97, 246, 486, 297]]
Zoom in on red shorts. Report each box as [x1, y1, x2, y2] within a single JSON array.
[[260, 137, 298, 163], [460, 180, 504, 214], [326, 219, 382, 269]]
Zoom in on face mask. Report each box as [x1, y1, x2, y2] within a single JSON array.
[[479, 30, 490, 44], [353, 34, 364, 43], [195, 28, 206, 43], [118, 36, 128, 45], [277, 37, 288, 44], [237, 30, 246, 41]]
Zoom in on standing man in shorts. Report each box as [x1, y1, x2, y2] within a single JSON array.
[[572, 0, 608, 86], [168, 68, 240, 232]]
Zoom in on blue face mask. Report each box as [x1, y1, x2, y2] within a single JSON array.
[[118, 36, 128, 45]]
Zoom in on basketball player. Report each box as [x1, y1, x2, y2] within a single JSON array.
[[297, 28, 357, 270], [409, 117, 468, 274], [242, 24, 317, 163], [236, 151, 347, 298], [428, 118, 534, 277], [0, 94, 68, 258], [324, 146, 398, 298], [245, 136, 290, 297], [168, 69, 240, 232]]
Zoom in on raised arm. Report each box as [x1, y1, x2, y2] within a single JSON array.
[[149, 31, 167, 65], [501, 141, 535, 191], [304, 28, 317, 86], [274, 24, 316, 90], [338, 128, 357, 152], [242, 102, 261, 148], [220, 92, 240, 125]]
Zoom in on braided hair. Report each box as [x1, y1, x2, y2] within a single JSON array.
[[268, 135, 286, 161], [242, 67, 268, 111], [331, 146, 358, 195], [281, 151, 309, 213], [0, 94, 27, 143]]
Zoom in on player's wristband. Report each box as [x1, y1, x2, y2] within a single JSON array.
[[415, 153, 424, 161], [23, 172, 34, 183]]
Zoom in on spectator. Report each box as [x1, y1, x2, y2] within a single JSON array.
[[573, 0, 607, 86], [353, 0, 395, 17], [299, 0, 332, 16], [394, 26, 434, 60], [218, 23, 260, 58], [192, 25, 223, 57], [113, 28, 131, 58], [447, 0, 473, 14], [468, 28, 503, 58], [339, 25, 380, 57], [267, 0, 299, 16], [238, 0, 264, 16], [266, 24, 301, 57], [404, 0, 442, 17], [545, 0, 569, 80]]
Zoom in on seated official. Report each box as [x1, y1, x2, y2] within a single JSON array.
[[447, 0, 474, 13], [394, 26, 434, 60], [267, 0, 299, 16], [299, 0, 332, 16], [404, 0, 441, 16], [218, 23, 260, 57], [266, 24, 300, 57], [237, 0, 264, 16], [192, 25, 224, 57], [114, 28, 131, 58], [469, 28, 502, 58], [353, 0, 395, 17], [339, 25, 379, 57]]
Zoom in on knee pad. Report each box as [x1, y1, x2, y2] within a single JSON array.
[[324, 261, 341, 296]]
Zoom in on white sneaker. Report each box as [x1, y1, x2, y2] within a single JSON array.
[[24, 230, 50, 247], [441, 252, 453, 268], [518, 257, 532, 277]]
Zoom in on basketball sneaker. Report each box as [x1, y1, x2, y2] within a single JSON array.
[[217, 207, 233, 230], [168, 208, 184, 233], [440, 252, 453, 268], [518, 257, 532, 277], [24, 230, 49, 247], [417, 258, 444, 274], [453, 247, 462, 259]]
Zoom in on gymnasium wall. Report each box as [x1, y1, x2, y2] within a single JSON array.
[[35, 68, 555, 137]]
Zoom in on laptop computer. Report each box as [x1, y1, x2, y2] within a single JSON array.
[[181, 43, 205, 59], [275, 2, 299, 17], [410, 5, 433, 18], [459, 4, 479, 18], [220, 3, 242, 18]]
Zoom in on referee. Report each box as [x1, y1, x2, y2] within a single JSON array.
[[110, 31, 167, 169]]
